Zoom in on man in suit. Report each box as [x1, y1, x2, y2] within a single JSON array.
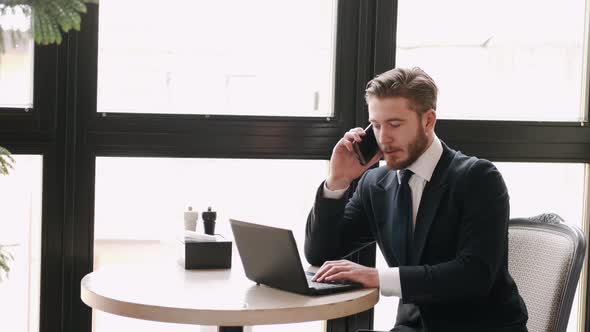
[[305, 67, 528, 331]]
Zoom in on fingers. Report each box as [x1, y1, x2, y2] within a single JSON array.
[[312, 260, 349, 281], [344, 128, 364, 143], [318, 265, 348, 282], [312, 260, 379, 288], [326, 269, 379, 288], [339, 137, 354, 153], [324, 271, 352, 282], [338, 127, 366, 153]]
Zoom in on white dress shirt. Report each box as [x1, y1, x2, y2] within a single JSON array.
[[323, 135, 443, 298]]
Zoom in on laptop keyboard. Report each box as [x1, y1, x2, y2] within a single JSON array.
[[305, 272, 354, 289], [308, 279, 351, 289]]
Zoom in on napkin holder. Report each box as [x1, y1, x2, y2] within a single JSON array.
[[177, 236, 232, 269]]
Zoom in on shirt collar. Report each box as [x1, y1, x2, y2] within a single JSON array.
[[397, 135, 443, 183]]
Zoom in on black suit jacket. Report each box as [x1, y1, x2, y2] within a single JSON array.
[[305, 142, 528, 332]]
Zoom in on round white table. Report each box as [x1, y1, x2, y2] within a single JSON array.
[[81, 262, 379, 332]]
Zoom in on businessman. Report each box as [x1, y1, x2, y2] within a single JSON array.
[[305, 67, 528, 331]]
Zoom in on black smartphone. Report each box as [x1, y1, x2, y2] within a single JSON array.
[[352, 124, 379, 165]]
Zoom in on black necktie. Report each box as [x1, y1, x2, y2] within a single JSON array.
[[394, 169, 414, 265]]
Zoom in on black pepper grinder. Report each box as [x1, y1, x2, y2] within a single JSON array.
[[202, 206, 217, 235]]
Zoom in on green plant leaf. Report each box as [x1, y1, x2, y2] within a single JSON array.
[[1, 0, 96, 51], [71, 0, 87, 14], [47, 1, 72, 32], [0, 146, 15, 176], [33, 8, 47, 44], [0, 246, 13, 281]]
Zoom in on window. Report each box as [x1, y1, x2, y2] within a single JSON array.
[[97, 0, 338, 117], [7, 0, 585, 331], [93, 157, 329, 332], [496, 162, 584, 227], [395, 0, 587, 121], [0, 155, 42, 332], [0, 6, 34, 108]]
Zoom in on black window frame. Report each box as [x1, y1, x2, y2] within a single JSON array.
[[1, 0, 589, 331]]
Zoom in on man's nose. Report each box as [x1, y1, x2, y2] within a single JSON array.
[[378, 128, 392, 144]]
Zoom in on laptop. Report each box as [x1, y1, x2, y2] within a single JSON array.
[[229, 219, 362, 295]]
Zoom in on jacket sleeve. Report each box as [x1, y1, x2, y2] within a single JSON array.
[[399, 159, 510, 304], [304, 173, 375, 266]]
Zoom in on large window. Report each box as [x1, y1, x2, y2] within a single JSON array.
[[97, 0, 338, 116], [396, 0, 587, 121], [3, 1, 589, 332], [0, 6, 33, 108], [93, 157, 329, 332], [0, 155, 42, 332]]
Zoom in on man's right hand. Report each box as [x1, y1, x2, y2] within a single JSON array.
[[325, 127, 383, 190]]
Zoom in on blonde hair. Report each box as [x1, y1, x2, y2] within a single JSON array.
[[365, 67, 438, 113]]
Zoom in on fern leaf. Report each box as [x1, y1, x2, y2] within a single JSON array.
[[40, 12, 54, 44], [2, 0, 96, 49], [71, 11, 81, 31], [38, 11, 53, 44], [0, 146, 14, 157], [50, 18, 61, 44], [70, 0, 87, 14], [0, 259, 9, 273], [44, 10, 61, 44], [32, 8, 43, 44], [0, 146, 15, 176], [0, 159, 15, 175], [61, 0, 82, 31], [58, 1, 80, 31], [0, 246, 13, 281], [34, 9, 51, 44], [47, 1, 72, 32]]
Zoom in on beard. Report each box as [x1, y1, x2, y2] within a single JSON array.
[[383, 127, 429, 170]]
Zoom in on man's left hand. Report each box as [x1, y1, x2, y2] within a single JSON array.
[[311, 259, 379, 288]]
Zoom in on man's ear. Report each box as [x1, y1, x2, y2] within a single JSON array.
[[422, 109, 436, 131]]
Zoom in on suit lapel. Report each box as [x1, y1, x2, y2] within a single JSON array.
[[409, 142, 454, 265], [410, 182, 447, 265]]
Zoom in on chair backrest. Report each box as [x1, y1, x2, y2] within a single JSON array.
[[508, 213, 586, 332]]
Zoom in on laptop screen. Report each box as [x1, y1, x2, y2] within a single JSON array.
[[230, 219, 310, 293]]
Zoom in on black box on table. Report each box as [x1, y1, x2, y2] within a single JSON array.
[[177, 239, 232, 269]]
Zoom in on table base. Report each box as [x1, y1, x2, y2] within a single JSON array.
[[218, 326, 243, 332]]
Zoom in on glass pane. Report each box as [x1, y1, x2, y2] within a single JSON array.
[[97, 0, 337, 117], [0, 6, 34, 108], [93, 157, 329, 332], [396, 0, 586, 121], [496, 163, 584, 227], [374, 162, 585, 331], [0, 155, 42, 332]]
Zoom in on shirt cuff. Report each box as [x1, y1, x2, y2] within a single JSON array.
[[322, 181, 349, 199], [378, 267, 402, 297]]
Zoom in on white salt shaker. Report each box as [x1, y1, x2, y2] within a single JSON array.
[[184, 206, 198, 231]]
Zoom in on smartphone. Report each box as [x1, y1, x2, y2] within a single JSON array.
[[352, 124, 379, 165]]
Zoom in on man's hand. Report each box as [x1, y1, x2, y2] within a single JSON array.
[[311, 259, 379, 288], [326, 128, 383, 190]]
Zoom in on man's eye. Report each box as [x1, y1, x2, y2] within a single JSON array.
[[389, 123, 401, 128]]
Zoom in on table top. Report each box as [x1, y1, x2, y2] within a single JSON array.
[[81, 261, 379, 326]]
